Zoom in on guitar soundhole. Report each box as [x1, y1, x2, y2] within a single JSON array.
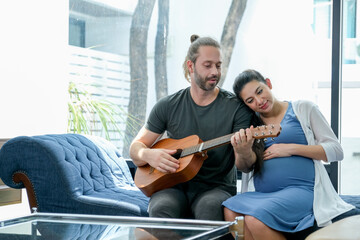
[[172, 149, 183, 159]]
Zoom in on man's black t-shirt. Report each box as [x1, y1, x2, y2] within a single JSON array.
[[145, 87, 253, 193]]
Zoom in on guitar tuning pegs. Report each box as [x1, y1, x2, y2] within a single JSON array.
[[270, 130, 273, 134], [264, 138, 267, 142], [271, 124, 274, 129], [256, 139, 261, 143], [271, 138, 275, 141], [254, 133, 259, 137]]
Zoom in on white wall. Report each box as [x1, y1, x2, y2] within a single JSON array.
[[0, 1, 69, 138], [0, 0, 68, 220]]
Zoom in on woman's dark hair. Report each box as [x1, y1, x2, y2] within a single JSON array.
[[183, 34, 221, 82], [233, 69, 267, 174], [233, 69, 267, 101], [251, 114, 265, 175]]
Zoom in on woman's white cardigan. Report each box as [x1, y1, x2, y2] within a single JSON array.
[[241, 100, 354, 227]]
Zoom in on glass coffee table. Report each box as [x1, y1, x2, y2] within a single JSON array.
[[0, 212, 243, 239]]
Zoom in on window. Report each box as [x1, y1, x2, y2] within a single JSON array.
[[69, 18, 85, 47], [313, 0, 331, 38], [68, 1, 358, 194], [340, 0, 360, 194], [68, 0, 134, 153]]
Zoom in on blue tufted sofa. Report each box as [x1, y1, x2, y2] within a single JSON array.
[[0, 134, 149, 217]]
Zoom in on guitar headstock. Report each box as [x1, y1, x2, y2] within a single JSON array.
[[252, 124, 281, 139]]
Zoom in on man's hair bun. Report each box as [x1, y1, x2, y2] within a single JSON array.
[[190, 34, 200, 43]]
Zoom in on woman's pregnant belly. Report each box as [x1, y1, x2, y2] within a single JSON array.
[[254, 156, 315, 193]]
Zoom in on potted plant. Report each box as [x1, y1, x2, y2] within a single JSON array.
[[67, 81, 141, 150]]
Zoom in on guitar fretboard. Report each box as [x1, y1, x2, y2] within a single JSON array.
[[179, 124, 280, 157], [181, 133, 234, 157]]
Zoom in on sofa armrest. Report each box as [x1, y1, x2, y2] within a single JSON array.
[[13, 172, 37, 211]]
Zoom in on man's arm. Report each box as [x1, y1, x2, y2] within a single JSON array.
[[129, 126, 180, 173]]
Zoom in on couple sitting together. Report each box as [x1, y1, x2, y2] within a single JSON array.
[[129, 34, 355, 240]]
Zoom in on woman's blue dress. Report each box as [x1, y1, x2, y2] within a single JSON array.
[[222, 102, 315, 232]]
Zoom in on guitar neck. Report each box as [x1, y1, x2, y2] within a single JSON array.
[[179, 124, 281, 158], [181, 133, 233, 157]]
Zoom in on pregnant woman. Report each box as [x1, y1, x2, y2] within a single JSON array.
[[224, 69, 354, 240]]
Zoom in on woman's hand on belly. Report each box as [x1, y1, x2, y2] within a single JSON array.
[[264, 143, 294, 160]]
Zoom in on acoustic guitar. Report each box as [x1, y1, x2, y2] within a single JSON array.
[[134, 124, 281, 197]]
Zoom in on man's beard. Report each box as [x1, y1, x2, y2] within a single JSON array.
[[194, 69, 219, 91]]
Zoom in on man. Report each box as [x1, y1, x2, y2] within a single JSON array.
[[130, 35, 256, 220]]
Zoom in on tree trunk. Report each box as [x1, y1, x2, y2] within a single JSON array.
[[123, 0, 156, 157], [219, 0, 248, 87], [155, 0, 169, 101]]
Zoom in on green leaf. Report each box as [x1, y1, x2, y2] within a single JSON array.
[[67, 81, 140, 146]]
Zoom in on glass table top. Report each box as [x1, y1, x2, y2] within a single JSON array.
[[0, 213, 243, 239]]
